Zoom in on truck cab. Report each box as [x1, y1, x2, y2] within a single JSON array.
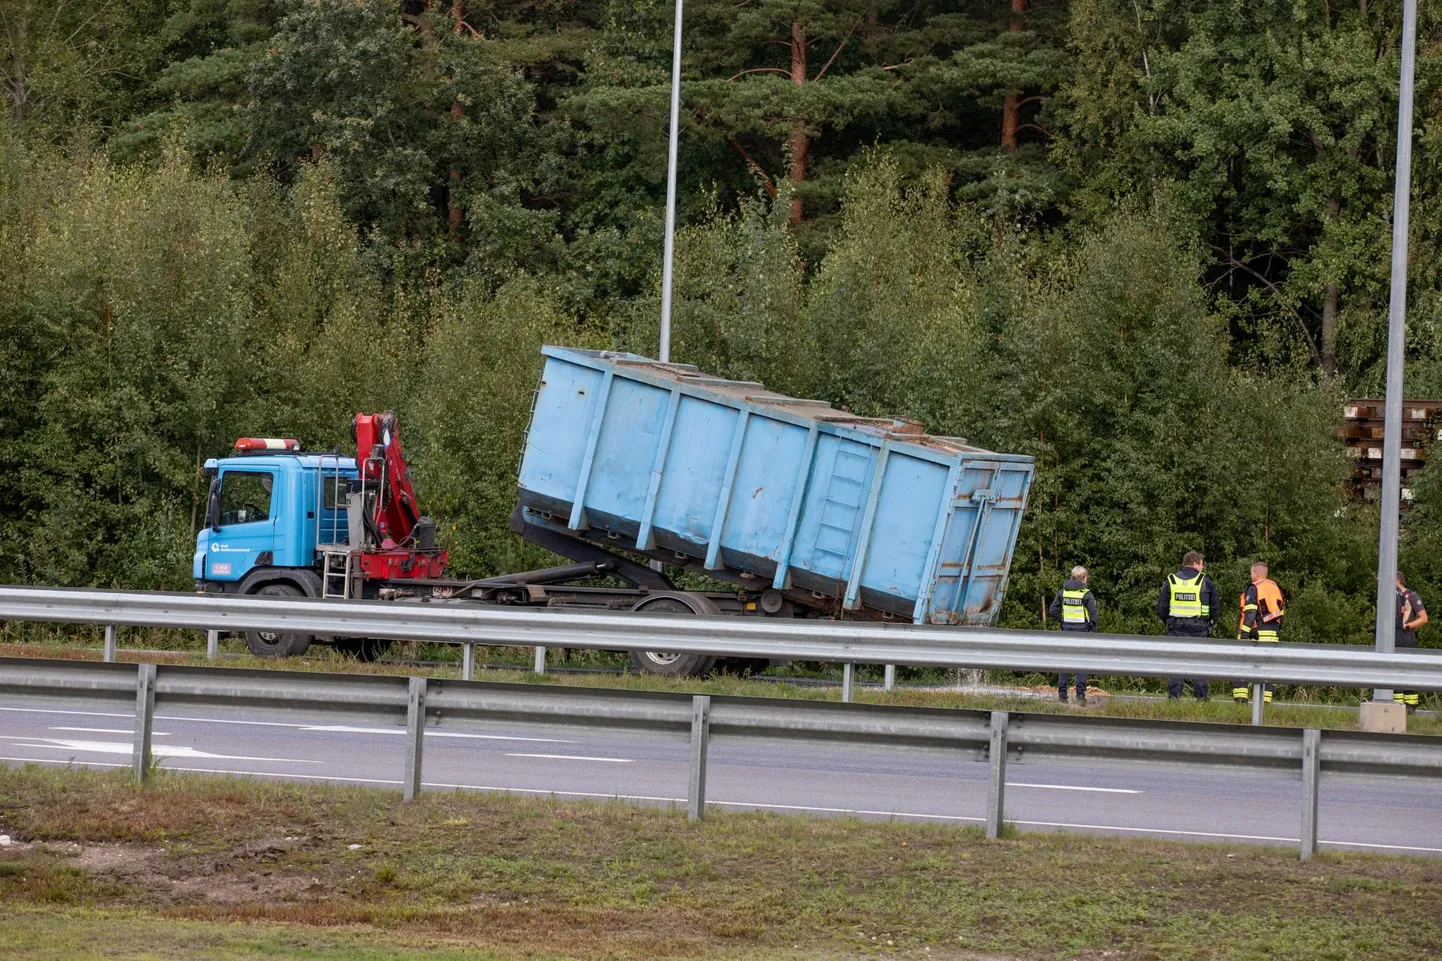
[[194, 440, 357, 599]]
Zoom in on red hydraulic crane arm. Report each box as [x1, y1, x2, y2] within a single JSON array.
[[352, 411, 424, 550]]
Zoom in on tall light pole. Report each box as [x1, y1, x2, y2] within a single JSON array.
[[657, 0, 684, 364], [1373, 0, 1419, 704], [648, 0, 685, 577]]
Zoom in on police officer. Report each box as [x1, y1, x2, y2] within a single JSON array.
[[1158, 550, 1219, 700], [1394, 571, 1428, 713], [1233, 561, 1284, 703], [1048, 565, 1098, 704]]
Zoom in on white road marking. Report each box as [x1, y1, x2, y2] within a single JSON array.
[[0, 705, 574, 742], [0, 707, 132, 719], [0, 756, 130, 769], [51, 727, 169, 737], [3, 738, 320, 764], [505, 753, 633, 763], [708, 799, 972, 818], [1007, 782, 1140, 794], [2, 755, 1439, 854], [300, 725, 572, 743]]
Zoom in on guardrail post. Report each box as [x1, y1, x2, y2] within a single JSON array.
[[884, 664, 896, 693], [842, 663, 855, 702], [1251, 684, 1264, 726], [206, 630, 219, 660], [462, 643, 475, 681], [688, 694, 711, 822], [103, 624, 117, 663], [1300, 728, 1321, 860], [132, 663, 156, 784], [986, 710, 1009, 839], [533, 646, 547, 674], [403, 677, 427, 801]]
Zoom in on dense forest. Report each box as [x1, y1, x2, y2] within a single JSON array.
[[3, 0, 1442, 642]]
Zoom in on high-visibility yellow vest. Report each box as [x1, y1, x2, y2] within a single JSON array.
[[1168, 573, 1209, 619], [1061, 588, 1092, 626]]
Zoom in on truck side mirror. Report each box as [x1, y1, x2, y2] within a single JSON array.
[[206, 479, 222, 532]]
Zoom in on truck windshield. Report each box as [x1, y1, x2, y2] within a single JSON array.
[[219, 471, 273, 526]]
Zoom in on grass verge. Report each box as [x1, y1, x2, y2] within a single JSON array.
[[1, 764, 1440, 960]]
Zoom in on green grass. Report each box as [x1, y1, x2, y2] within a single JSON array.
[[0, 765, 1440, 960], [0, 910, 570, 960], [5, 635, 1441, 736]]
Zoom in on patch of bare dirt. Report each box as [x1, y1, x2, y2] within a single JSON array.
[[73, 841, 161, 873], [52, 839, 329, 905]]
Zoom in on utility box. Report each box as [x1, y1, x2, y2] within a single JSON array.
[[517, 347, 1034, 625]]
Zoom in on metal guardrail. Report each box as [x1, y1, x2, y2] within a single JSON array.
[[4, 655, 1442, 860], [2, 587, 1442, 699]]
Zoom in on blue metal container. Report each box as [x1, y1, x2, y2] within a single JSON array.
[[517, 347, 1035, 625]]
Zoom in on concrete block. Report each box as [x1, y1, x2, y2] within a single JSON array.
[[1359, 700, 1406, 734]]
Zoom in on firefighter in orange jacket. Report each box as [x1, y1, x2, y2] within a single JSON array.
[[1234, 561, 1284, 703]]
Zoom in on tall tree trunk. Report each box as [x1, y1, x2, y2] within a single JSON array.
[[1000, 0, 1027, 149], [1321, 195, 1340, 375], [448, 0, 465, 232], [788, 20, 809, 223], [6, 15, 27, 123]]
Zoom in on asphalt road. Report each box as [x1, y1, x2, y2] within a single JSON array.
[[2, 694, 1440, 857]]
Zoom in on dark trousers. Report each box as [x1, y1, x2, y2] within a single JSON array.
[[1058, 674, 1088, 698], [1396, 636, 1419, 706], [1234, 634, 1276, 701], [1168, 677, 1208, 699], [1232, 682, 1271, 702], [1167, 620, 1210, 700]]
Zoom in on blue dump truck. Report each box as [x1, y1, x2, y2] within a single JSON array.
[[196, 346, 1035, 675]]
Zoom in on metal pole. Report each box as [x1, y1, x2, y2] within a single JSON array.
[[403, 677, 427, 801], [687, 694, 711, 821], [132, 663, 156, 784], [1251, 684, 1264, 726], [657, 0, 684, 364], [533, 646, 547, 675], [883, 664, 896, 692], [985, 710, 1009, 839], [103, 624, 117, 663], [462, 642, 474, 681], [206, 629, 219, 660], [1300, 728, 1321, 860], [1374, 0, 1419, 704], [841, 662, 854, 702]]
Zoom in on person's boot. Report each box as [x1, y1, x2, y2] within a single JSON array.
[[1058, 692, 1068, 703], [1077, 693, 1088, 706]]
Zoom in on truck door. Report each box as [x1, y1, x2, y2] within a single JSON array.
[[205, 469, 279, 584]]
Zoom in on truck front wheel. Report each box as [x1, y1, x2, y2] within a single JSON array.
[[244, 583, 314, 658], [627, 593, 719, 678]]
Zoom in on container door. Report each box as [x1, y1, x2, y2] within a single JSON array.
[[923, 460, 1033, 624]]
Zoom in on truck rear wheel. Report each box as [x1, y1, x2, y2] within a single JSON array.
[[627, 593, 719, 678], [244, 583, 313, 658]]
